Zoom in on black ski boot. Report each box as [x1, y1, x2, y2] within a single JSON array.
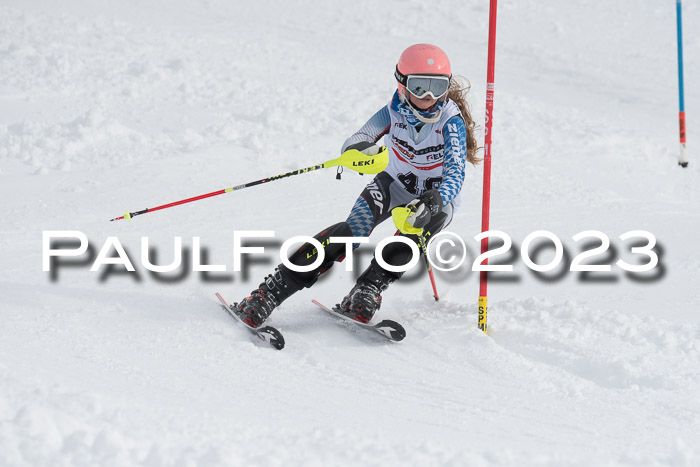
[[339, 261, 397, 323], [233, 268, 297, 328]]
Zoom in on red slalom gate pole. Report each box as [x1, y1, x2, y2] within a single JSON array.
[[478, 0, 498, 334]]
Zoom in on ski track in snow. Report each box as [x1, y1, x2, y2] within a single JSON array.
[[1, 0, 700, 465]]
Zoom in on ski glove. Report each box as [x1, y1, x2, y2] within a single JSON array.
[[418, 189, 443, 216], [392, 189, 443, 234]]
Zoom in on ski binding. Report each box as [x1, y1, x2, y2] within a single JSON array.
[[311, 299, 406, 342], [216, 293, 285, 350]]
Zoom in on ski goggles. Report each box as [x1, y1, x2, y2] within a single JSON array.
[[405, 75, 450, 99], [395, 67, 451, 99]]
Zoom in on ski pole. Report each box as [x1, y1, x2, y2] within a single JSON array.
[[418, 232, 439, 301], [110, 147, 389, 222], [393, 221, 440, 302]]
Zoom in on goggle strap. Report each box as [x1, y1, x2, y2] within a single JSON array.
[[394, 66, 408, 86]]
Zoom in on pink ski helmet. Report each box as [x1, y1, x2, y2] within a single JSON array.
[[395, 44, 452, 102], [394, 44, 452, 122]]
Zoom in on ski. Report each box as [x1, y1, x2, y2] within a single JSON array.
[[215, 293, 285, 350], [311, 299, 406, 342]]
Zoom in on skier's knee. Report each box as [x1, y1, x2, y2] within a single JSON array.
[[279, 221, 353, 288]]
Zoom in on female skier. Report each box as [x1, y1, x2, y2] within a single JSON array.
[[233, 43, 480, 327]]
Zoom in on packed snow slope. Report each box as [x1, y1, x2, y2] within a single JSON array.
[[1, 0, 699, 465]]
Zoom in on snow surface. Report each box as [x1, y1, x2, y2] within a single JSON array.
[[1, 0, 700, 465]]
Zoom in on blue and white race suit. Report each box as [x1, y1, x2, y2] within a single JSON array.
[[343, 91, 469, 238]]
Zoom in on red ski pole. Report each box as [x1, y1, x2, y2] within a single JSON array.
[[109, 147, 389, 222]]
